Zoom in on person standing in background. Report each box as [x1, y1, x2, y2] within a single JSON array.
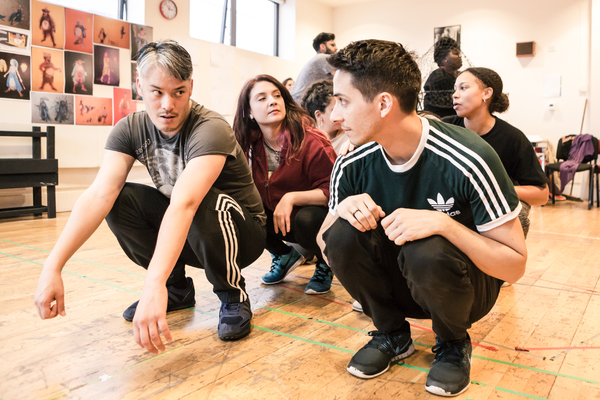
[[290, 32, 337, 104]]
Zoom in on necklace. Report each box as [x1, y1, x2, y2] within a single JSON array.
[[264, 140, 281, 163]]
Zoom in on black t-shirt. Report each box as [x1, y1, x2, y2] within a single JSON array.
[[443, 116, 548, 188]]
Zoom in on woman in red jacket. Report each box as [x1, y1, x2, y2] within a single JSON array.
[[233, 74, 337, 294]]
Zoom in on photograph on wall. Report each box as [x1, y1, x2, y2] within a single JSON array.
[[0, 51, 30, 100], [94, 15, 129, 49], [32, 1, 65, 49], [434, 25, 461, 47], [75, 95, 112, 125], [94, 45, 119, 86], [130, 24, 152, 60], [131, 62, 142, 100], [64, 51, 92, 95], [0, 0, 30, 31], [65, 8, 93, 54], [0, 28, 29, 54], [32, 46, 64, 93], [113, 87, 135, 125], [31, 91, 74, 124]]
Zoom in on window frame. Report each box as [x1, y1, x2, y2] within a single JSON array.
[[193, 0, 281, 57]]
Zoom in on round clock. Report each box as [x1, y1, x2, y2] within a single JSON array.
[[159, 0, 178, 20]]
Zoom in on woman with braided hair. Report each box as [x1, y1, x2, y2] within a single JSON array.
[[444, 67, 548, 239], [423, 37, 462, 118]]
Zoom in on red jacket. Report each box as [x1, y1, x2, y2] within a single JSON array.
[[249, 125, 337, 216]]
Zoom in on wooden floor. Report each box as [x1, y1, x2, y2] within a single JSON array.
[[1, 200, 600, 400]]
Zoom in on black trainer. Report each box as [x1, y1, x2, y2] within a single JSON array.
[[122, 277, 196, 322], [347, 330, 415, 379], [425, 334, 472, 397], [218, 298, 252, 341]]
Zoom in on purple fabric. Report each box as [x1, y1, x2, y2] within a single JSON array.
[[559, 134, 595, 192]]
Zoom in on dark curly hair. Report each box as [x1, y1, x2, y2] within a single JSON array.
[[433, 37, 459, 66], [233, 74, 313, 159], [327, 39, 421, 114], [313, 32, 335, 52], [301, 80, 334, 119], [464, 67, 510, 114]]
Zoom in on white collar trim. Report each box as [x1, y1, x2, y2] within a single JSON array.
[[379, 116, 429, 173]]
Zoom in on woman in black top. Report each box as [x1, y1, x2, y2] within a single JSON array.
[[444, 67, 549, 237]]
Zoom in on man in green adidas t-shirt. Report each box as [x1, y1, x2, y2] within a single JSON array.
[[317, 40, 527, 397]]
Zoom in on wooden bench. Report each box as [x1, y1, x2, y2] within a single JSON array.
[[0, 127, 58, 218]]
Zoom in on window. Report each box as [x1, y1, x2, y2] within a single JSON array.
[[190, 0, 280, 57]]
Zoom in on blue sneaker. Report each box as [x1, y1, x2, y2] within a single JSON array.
[[305, 262, 333, 294], [261, 247, 305, 284]]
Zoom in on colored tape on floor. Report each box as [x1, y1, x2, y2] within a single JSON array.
[[0, 247, 596, 397]]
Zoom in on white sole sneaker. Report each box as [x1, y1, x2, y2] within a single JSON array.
[[352, 300, 363, 312]]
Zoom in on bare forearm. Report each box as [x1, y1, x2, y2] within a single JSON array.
[[144, 205, 196, 286], [514, 184, 549, 206], [436, 214, 527, 283], [141, 154, 227, 286], [317, 212, 337, 264], [44, 189, 117, 272]]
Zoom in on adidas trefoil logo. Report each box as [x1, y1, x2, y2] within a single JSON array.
[[428, 193, 454, 212], [428, 193, 461, 217]]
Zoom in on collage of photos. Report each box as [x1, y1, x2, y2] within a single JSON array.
[[0, 0, 152, 126]]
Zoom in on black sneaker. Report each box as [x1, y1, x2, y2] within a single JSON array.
[[218, 299, 252, 341], [122, 277, 196, 322], [425, 334, 472, 397], [347, 330, 415, 379]]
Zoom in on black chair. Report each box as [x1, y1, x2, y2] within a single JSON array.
[[546, 134, 598, 210], [0, 127, 58, 218], [595, 164, 600, 208]]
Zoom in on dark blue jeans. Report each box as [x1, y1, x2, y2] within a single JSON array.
[[322, 218, 502, 342], [106, 183, 266, 303]]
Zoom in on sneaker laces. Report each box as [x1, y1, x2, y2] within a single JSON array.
[[366, 330, 406, 356], [223, 302, 241, 313], [311, 262, 330, 283], [268, 255, 282, 273], [432, 339, 469, 365]]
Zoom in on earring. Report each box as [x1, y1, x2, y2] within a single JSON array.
[[483, 98, 486, 103], [319, 120, 323, 127]]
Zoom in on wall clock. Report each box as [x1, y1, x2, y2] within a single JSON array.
[[159, 0, 178, 20]]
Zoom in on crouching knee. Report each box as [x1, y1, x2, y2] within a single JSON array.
[[400, 235, 469, 289]]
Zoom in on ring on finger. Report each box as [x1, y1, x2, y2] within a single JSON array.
[[352, 209, 360, 218]]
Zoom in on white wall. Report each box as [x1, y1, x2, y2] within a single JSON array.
[[332, 0, 596, 198], [12, 0, 591, 211], [0, 0, 334, 213]]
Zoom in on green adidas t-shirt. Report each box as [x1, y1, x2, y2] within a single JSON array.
[[329, 117, 521, 232]]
